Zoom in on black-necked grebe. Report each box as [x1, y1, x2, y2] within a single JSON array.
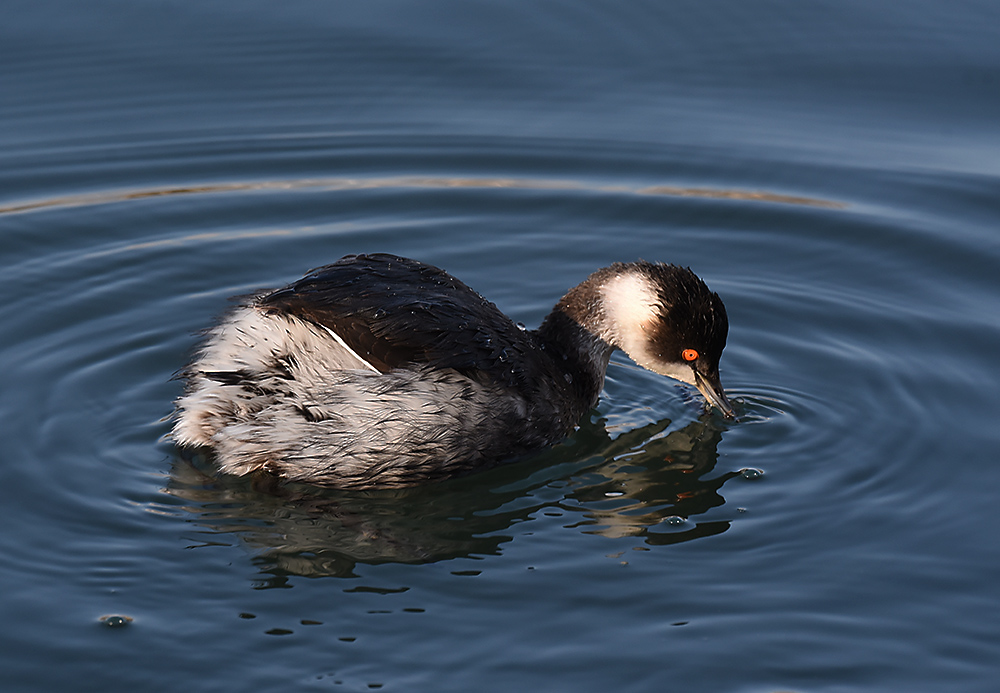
[[172, 253, 732, 488]]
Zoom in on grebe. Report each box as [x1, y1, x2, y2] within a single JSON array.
[[172, 253, 732, 488]]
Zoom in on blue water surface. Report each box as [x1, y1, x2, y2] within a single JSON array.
[[2, 1, 1000, 691]]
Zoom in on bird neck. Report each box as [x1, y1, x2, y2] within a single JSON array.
[[535, 303, 615, 412], [541, 264, 661, 363]]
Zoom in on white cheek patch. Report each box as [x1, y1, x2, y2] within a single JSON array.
[[600, 271, 699, 387], [601, 272, 660, 367], [649, 360, 698, 387]]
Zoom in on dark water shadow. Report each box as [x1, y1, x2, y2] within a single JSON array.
[[165, 413, 736, 583]]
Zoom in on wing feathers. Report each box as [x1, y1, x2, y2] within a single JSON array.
[[257, 254, 531, 386]]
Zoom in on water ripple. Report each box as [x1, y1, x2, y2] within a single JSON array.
[[0, 175, 844, 216]]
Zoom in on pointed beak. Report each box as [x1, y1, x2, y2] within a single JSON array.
[[694, 369, 735, 419]]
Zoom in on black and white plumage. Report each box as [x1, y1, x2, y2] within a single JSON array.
[[172, 253, 732, 488]]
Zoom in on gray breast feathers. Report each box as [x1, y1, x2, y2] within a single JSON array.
[[172, 306, 557, 487]]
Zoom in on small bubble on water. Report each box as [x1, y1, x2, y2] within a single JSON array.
[[665, 515, 686, 526], [99, 614, 133, 628], [740, 468, 764, 480]]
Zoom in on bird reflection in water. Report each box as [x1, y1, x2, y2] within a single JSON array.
[[164, 412, 737, 584]]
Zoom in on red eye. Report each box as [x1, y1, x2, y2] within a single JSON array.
[[682, 349, 699, 362]]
